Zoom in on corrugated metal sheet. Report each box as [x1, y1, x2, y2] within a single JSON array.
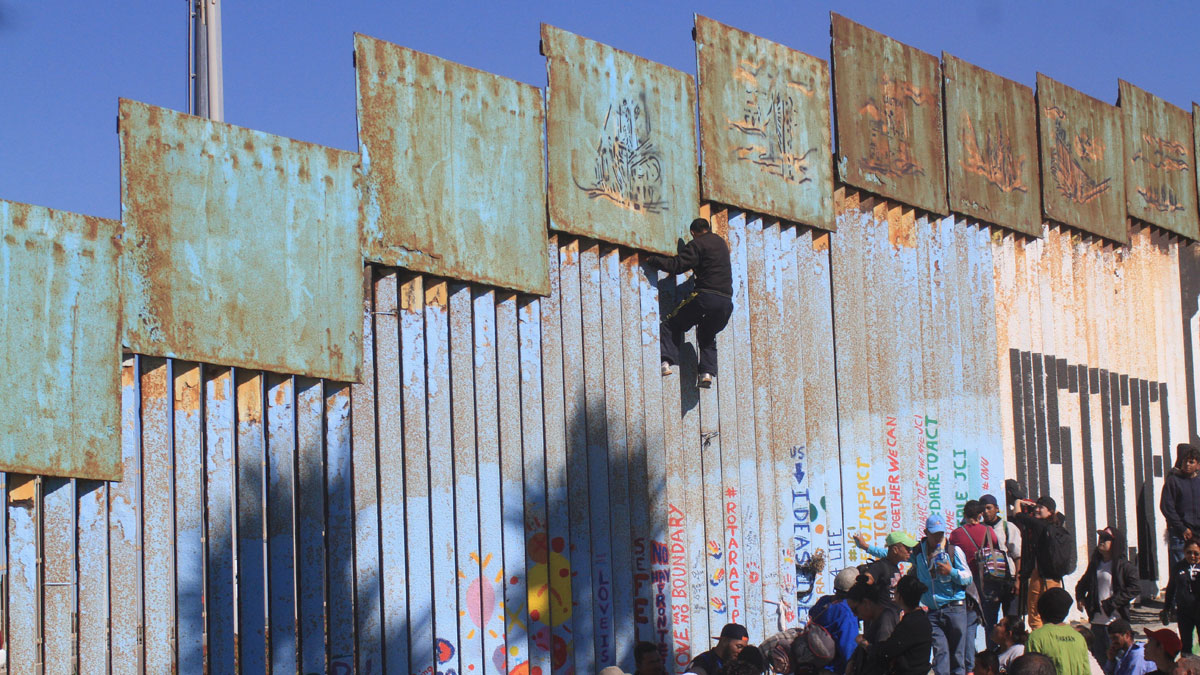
[[1118, 80, 1199, 239], [942, 54, 1041, 237], [1035, 74, 1128, 244], [0, 200, 122, 480], [355, 34, 551, 296], [543, 24, 698, 255], [119, 99, 364, 381], [694, 16, 834, 231], [831, 14, 947, 216]]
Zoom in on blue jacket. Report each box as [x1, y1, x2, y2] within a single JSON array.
[[811, 595, 860, 674], [909, 539, 972, 609], [1105, 641, 1154, 675]]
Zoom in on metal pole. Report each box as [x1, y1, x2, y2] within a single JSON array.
[[189, 0, 223, 121]]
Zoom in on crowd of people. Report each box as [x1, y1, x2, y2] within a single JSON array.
[[625, 443, 1200, 675]]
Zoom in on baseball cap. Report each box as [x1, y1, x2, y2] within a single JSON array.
[[1097, 526, 1118, 541], [886, 532, 918, 548], [719, 623, 749, 641], [1035, 496, 1057, 512], [834, 567, 860, 593], [925, 515, 946, 534], [1145, 628, 1183, 658], [979, 494, 998, 507]]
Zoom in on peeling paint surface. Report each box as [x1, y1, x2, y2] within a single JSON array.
[[943, 54, 1041, 237], [0, 200, 122, 480], [543, 24, 698, 254], [355, 34, 551, 295], [694, 16, 834, 230], [119, 99, 363, 381]]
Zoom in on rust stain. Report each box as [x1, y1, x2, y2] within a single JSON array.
[[236, 373, 263, 423], [174, 364, 202, 411], [812, 232, 830, 251], [425, 280, 448, 308], [886, 205, 917, 248], [141, 360, 169, 399], [400, 275, 425, 313]]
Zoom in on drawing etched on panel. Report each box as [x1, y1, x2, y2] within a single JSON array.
[[727, 59, 817, 184], [959, 113, 1028, 194], [1044, 105, 1112, 205], [858, 75, 932, 181], [575, 95, 667, 213], [1132, 134, 1189, 213]]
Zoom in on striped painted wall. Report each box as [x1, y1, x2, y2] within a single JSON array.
[[993, 224, 1188, 596]]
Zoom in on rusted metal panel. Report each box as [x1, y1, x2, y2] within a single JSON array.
[[354, 34, 551, 296], [400, 275, 434, 675], [235, 372, 267, 671], [204, 367, 236, 672], [831, 14, 947, 216], [543, 24, 698, 255], [0, 200, 122, 480], [375, 271, 409, 673], [140, 359, 175, 674], [694, 16, 834, 230], [266, 373, 298, 673], [42, 477, 73, 671], [295, 377, 327, 673], [1119, 81, 1198, 238], [351, 275, 384, 672], [118, 99, 363, 381], [7, 476, 37, 673], [325, 384, 355, 671], [110, 358, 142, 674], [943, 54, 1041, 237], [1035, 74, 1128, 244], [425, 280, 460, 675], [173, 363, 205, 673], [76, 479, 109, 671]]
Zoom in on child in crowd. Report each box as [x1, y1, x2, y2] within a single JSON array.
[[991, 616, 1026, 672]]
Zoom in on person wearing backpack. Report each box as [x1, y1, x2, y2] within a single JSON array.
[[1073, 526, 1140, 663], [981, 493, 1021, 634], [949, 501, 996, 673], [1013, 496, 1077, 629]]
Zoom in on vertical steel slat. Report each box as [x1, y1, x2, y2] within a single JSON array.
[[110, 357, 142, 674], [970, 226, 1004, 500], [450, 281, 484, 675], [698, 335, 726, 636], [775, 223, 809, 621], [539, 236, 574, 675], [41, 477, 73, 671], [296, 376, 328, 673], [473, 286, 508, 675], [795, 227, 846, 592], [234, 371, 267, 672], [7, 475, 36, 674], [351, 269, 384, 674], [204, 367, 236, 672], [637, 248, 672, 668], [76, 477, 108, 673], [857, 205, 887, 546], [173, 362, 206, 673], [675, 266, 707, 648], [991, 231, 1017, 484], [325, 383, 356, 671], [1033, 229, 1059, 509], [518, 294, 552, 675], [579, 242, 615, 668], [266, 373, 298, 672], [401, 274, 434, 675], [711, 211, 742, 630], [916, 208, 945, 529], [598, 246, 633, 670], [725, 211, 763, 638], [618, 252, 653, 646], [496, 293, 528, 674], [425, 280, 459, 675], [889, 210, 924, 538], [744, 214, 780, 631], [941, 216, 970, 517], [375, 270, 409, 674], [558, 237, 595, 673], [761, 221, 790, 627], [139, 358, 174, 673], [831, 194, 874, 568]]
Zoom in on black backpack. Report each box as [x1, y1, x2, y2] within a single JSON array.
[[1038, 521, 1077, 579]]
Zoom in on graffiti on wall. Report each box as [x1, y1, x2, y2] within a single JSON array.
[[857, 75, 933, 181], [727, 59, 818, 184], [575, 96, 668, 214], [1043, 105, 1112, 206], [958, 113, 1029, 194], [1132, 134, 1190, 214]]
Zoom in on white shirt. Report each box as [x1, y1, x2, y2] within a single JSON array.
[[1092, 560, 1115, 625], [998, 644, 1025, 672]]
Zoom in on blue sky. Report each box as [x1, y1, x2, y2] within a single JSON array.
[[2, 1, 1197, 220]]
